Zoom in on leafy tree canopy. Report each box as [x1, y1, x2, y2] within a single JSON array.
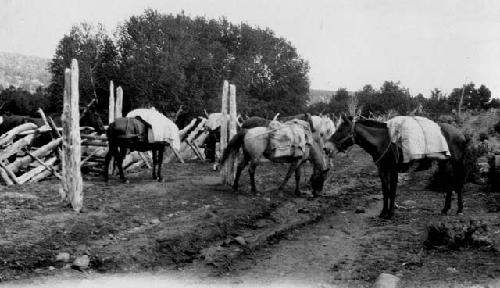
[[114, 10, 310, 123], [48, 22, 118, 114]]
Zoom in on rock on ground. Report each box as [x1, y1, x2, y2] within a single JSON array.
[[372, 273, 400, 288]]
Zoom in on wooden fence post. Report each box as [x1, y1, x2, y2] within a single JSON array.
[[115, 86, 123, 119], [61, 59, 83, 212], [109, 81, 115, 124], [227, 84, 238, 184], [229, 84, 237, 138], [221, 81, 239, 185], [220, 80, 229, 155]]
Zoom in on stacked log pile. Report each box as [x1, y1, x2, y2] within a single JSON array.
[[0, 115, 211, 185], [0, 124, 68, 185]]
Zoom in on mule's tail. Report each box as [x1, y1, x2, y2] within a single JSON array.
[[220, 130, 246, 165]]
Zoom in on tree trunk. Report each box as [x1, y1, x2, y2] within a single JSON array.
[[0, 134, 35, 162], [17, 157, 57, 184], [7, 138, 61, 173], [0, 123, 38, 147]]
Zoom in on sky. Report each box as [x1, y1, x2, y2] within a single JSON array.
[[1, 0, 500, 97]]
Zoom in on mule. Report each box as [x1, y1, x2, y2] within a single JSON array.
[[205, 113, 337, 162], [220, 124, 329, 196], [104, 117, 167, 183], [104, 108, 180, 183], [327, 114, 469, 219]]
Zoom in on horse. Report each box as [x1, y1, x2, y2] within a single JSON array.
[[104, 108, 180, 183], [327, 114, 469, 219], [220, 121, 329, 196]]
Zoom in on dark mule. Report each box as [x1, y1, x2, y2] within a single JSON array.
[[327, 115, 469, 219], [104, 117, 167, 183], [0, 110, 105, 135], [0, 115, 44, 135], [220, 126, 329, 196]]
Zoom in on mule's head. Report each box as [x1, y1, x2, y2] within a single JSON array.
[[308, 140, 330, 195], [82, 109, 105, 134], [318, 115, 337, 142], [326, 114, 355, 153], [310, 168, 329, 195]]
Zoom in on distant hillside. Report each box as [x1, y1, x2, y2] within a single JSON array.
[[307, 89, 334, 105], [0, 52, 51, 93]]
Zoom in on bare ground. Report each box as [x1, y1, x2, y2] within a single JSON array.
[[0, 145, 499, 287]]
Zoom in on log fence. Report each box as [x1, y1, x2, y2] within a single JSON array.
[[0, 75, 237, 204]]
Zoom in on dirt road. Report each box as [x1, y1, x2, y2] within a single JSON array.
[[1, 146, 499, 287]]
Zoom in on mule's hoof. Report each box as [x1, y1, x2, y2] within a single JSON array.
[[456, 211, 464, 216], [440, 209, 449, 215], [121, 179, 129, 184], [311, 191, 321, 198], [379, 211, 391, 219]]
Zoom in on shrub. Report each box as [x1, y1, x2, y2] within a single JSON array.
[[494, 120, 500, 134]]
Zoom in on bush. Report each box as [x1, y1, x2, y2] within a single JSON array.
[[494, 120, 500, 134]]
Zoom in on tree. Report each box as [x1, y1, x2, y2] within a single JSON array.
[[48, 23, 118, 114], [115, 10, 310, 123], [0, 86, 51, 116], [448, 83, 492, 111], [423, 88, 450, 117], [328, 88, 349, 113], [490, 98, 500, 109], [355, 82, 413, 116], [355, 84, 377, 116], [477, 84, 491, 109]]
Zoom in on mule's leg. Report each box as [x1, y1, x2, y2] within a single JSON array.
[[233, 154, 249, 192], [156, 146, 165, 182], [151, 149, 158, 180], [378, 168, 390, 219], [387, 169, 399, 219], [117, 146, 128, 183], [104, 150, 112, 182], [104, 143, 117, 182], [294, 161, 302, 196], [442, 190, 453, 215], [456, 182, 464, 215], [455, 162, 465, 214], [278, 161, 298, 191], [439, 162, 452, 215], [249, 162, 258, 194]]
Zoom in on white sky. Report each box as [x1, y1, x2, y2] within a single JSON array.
[[1, 0, 500, 97]]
